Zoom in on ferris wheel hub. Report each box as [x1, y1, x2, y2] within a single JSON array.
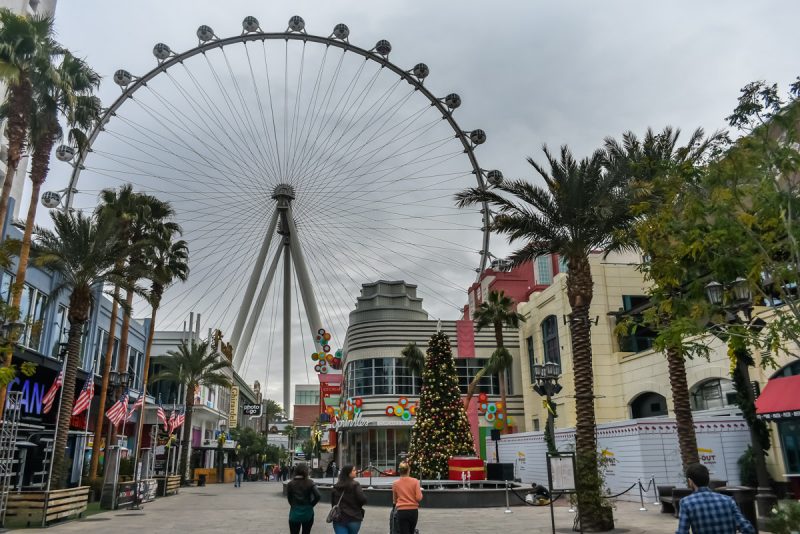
[[271, 183, 296, 202]]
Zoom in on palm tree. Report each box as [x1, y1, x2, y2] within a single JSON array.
[[10, 52, 100, 321], [89, 184, 185, 479], [470, 290, 524, 426], [133, 235, 188, 460], [400, 342, 425, 377], [151, 339, 231, 485], [262, 398, 283, 434], [456, 146, 633, 530], [0, 10, 57, 236], [30, 211, 125, 488], [603, 127, 720, 472]]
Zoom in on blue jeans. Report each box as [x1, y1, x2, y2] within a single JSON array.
[[235, 473, 243, 487], [332, 521, 362, 534]]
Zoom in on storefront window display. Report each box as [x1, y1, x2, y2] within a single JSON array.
[[341, 427, 410, 473]]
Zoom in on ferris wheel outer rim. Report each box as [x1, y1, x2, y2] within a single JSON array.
[[63, 27, 492, 276]]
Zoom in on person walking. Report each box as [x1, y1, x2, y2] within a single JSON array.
[[273, 464, 281, 482], [234, 463, 244, 487], [391, 462, 423, 534], [287, 463, 321, 534], [330, 464, 367, 534], [676, 463, 755, 534]]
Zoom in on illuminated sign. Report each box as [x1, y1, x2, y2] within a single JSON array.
[[6, 377, 46, 415]]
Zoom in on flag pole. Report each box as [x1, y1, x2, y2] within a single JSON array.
[[77, 367, 95, 488]]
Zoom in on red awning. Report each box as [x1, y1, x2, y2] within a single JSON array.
[[756, 374, 800, 420]]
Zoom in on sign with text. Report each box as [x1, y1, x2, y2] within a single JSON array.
[[547, 453, 576, 492], [242, 403, 262, 417], [229, 386, 239, 428]]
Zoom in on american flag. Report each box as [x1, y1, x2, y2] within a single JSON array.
[[42, 370, 63, 414], [126, 394, 144, 420], [71, 376, 94, 416], [106, 392, 129, 427], [167, 410, 176, 434], [156, 399, 167, 431], [174, 408, 185, 430]]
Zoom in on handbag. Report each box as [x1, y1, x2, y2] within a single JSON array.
[[326, 487, 346, 524]]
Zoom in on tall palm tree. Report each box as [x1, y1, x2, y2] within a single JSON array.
[[30, 211, 125, 488], [0, 10, 58, 417], [116, 194, 179, 390], [133, 236, 188, 459], [151, 340, 231, 485], [0, 10, 57, 236], [400, 342, 425, 377], [456, 146, 633, 530], [262, 398, 283, 435], [11, 52, 100, 310], [89, 184, 179, 479], [470, 290, 524, 426], [603, 127, 719, 472]]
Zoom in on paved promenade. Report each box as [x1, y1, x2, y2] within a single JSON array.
[[22, 480, 683, 534]]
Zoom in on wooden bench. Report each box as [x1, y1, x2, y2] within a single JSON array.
[[6, 486, 89, 527], [156, 475, 181, 496]]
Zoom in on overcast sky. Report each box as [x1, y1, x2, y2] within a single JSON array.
[[48, 1, 800, 409]]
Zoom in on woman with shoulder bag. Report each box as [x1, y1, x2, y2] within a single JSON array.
[[286, 463, 321, 534], [328, 465, 367, 534]]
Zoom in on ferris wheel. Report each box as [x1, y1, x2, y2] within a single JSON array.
[[49, 15, 502, 409]]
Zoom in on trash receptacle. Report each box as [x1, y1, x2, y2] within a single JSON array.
[[715, 486, 757, 530], [198, 474, 207, 487]]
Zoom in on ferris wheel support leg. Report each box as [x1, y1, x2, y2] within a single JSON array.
[[283, 240, 292, 417], [232, 244, 284, 372], [230, 209, 279, 350], [285, 209, 323, 340]]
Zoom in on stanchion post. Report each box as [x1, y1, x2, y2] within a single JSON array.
[[651, 474, 659, 505], [368, 463, 373, 489], [638, 478, 647, 511], [504, 480, 513, 514]]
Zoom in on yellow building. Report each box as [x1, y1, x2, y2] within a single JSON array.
[[516, 251, 798, 486]]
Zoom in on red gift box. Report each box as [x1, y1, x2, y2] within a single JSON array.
[[447, 456, 485, 481]]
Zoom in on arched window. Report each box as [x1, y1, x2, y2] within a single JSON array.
[[541, 315, 561, 366], [690, 378, 736, 411], [630, 392, 668, 418]]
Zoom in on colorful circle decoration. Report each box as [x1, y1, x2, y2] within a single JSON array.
[[383, 398, 418, 421], [478, 398, 507, 429], [386, 406, 395, 415], [486, 412, 496, 422], [310, 328, 344, 371], [401, 410, 411, 421], [354, 398, 363, 408]]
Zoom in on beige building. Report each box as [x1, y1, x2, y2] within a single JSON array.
[[517, 250, 798, 485]]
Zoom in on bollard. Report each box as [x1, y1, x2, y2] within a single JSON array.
[[368, 463, 374, 489], [568, 502, 575, 513], [651, 475, 660, 505], [504, 480, 513, 514], [467, 470, 471, 490], [638, 478, 647, 511]]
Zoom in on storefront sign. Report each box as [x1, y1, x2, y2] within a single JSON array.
[[6, 376, 46, 415], [242, 403, 261, 416], [335, 413, 376, 429], [229, 386, 239, 428]]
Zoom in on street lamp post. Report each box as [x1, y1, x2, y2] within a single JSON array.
[[704, 278, 777, 518], [531, 361, 562, 452]]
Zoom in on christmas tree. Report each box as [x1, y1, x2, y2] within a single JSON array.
[[407, 330, 476, 479]]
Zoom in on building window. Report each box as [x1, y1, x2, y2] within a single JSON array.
[[455, 358, 500, 395], [690, 379, 737, 411], [526, 336, 536, 381], [51, 305, 68, 357], [778, 420, 800, 475], [557, 255, 568, 275], [18, 284, 48, 351], [773, 360, 800, 378], [128, 347, 144, 390], [536, 256, 553, 285], [630, 392, 668, 418], [541, 315, 561, 366], [295, 389, 320, 405]]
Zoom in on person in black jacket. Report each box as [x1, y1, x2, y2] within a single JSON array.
[[286, 463, 321, 534], [331, 465, 367, 534]]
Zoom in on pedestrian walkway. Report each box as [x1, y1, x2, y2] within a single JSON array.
[[22, 481, 682, 534]]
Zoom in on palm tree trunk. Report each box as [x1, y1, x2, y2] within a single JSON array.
[[89, 284, 121, 480], [133, 303, 159, 457], [117, 287, 135, 377], [51, 317, 85, 489], [566, 256, 611, 531], [493, 321, 507, 430], [666, 346, 699, 470], [0, 78, 32, 237], [180, 395, 194, 485]]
